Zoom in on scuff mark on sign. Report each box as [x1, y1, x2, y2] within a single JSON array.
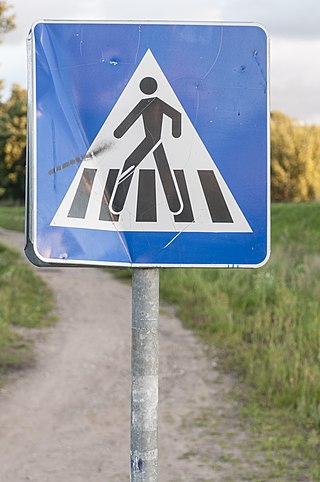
[[161, 222, 195, 250], [134, 24, 142, 65], [48, 141, 115, 175], [253, 49, 267, 92]]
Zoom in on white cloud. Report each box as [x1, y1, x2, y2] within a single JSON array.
[[0, 0, 319, 123], [4, 0, 320, 45], [0, 42, 26, 97], [214, 0, 320, 39], [270, 38, 320, 123], [4, 0, 219, 45]]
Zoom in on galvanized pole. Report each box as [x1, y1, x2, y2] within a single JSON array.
[[131, 268, 159, 482]]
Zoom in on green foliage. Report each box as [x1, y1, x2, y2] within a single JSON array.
[[0, 84, 27, 202], [271, 112, 320, 201], [0, 3, 25, 202]]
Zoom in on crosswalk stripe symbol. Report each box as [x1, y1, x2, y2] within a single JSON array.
[[51, 50, 252, 234]]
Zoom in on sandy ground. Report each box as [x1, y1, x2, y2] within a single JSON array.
[[0, 229, 264, 482]]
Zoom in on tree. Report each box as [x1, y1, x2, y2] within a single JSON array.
[[0, 2, 24, 202], [0, 84, 27, 201], [271, 111, 320, 202], [0, 1, 15, 37], [0, 1, 15, 93]]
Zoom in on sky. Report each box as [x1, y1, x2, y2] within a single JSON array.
[[0, 0, 319, 124]]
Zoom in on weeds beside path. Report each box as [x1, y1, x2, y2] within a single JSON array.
[[0, 228, 54, 384], [159, 203, 320, 480]]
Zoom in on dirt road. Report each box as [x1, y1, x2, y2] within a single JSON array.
[[0, 229, 263, 481]]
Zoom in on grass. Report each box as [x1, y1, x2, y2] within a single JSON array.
[[0, 205, 24, 232], [0, 240, 54, 383], [159, 202, 320, 478], [160, 204, 320, 417]]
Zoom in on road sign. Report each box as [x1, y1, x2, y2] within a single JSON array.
[[26, 21, 270, 268]]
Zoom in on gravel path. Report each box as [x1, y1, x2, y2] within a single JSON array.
[[0, 229, 264, 481]]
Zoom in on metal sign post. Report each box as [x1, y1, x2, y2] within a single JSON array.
[[131, 268, 159, 481]]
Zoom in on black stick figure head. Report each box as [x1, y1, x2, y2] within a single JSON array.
[[139, 77, 158, 95]]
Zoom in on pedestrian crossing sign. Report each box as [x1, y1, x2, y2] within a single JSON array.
[[26, 21, 270, 268]]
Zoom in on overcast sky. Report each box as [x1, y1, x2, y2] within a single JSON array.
[[0, 0, 319, 123]]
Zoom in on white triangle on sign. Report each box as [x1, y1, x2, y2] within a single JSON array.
[[50, 49, 252, 233]]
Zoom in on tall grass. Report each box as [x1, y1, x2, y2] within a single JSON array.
[[0, 242, 54, 379], [160, 203, 320, 428]]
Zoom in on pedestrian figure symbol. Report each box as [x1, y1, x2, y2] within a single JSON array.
[[51, 49, 252, 235], [109, 76, 183, 216]]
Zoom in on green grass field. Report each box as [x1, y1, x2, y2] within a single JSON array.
[[161, 203, 320, 422], [0, 207, 53, 383], [159, 202, 320, 478], [0, 206, 24, 232]]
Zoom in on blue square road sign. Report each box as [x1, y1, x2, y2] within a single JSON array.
[[26, 21, 270, 268]]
